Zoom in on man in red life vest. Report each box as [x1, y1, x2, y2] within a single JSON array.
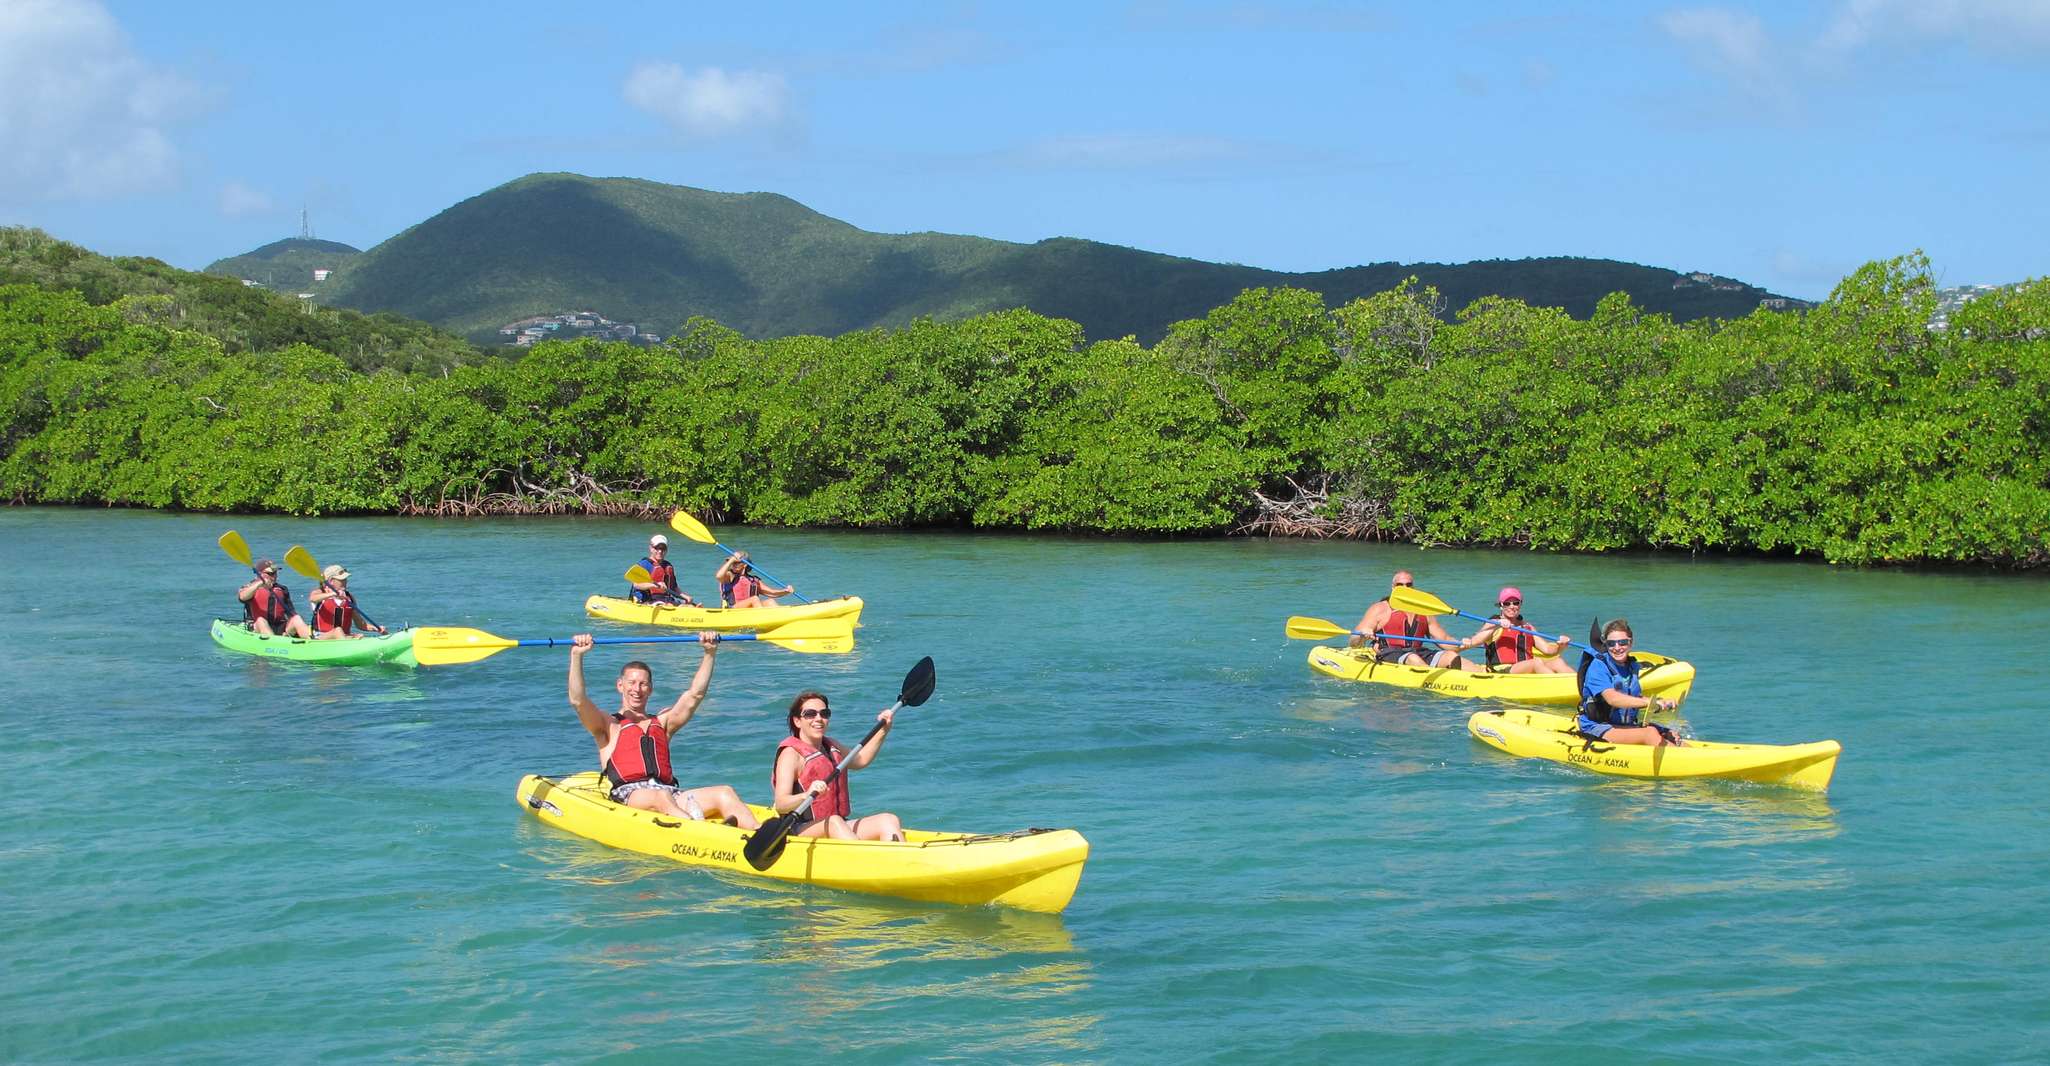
[[1346, 570, 1476, 669], [308, 564, 388, 640], [629, 534, 695, 606], [566, 632, 760, 828], [237, 558, 313, 638]]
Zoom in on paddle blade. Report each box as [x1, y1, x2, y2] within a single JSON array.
[[668, 510, 717, 545], [218, 531, 252, 567], [412, 626, 519, 666], [1285, 615, 1350, 641], [899, 656, 937, 707], [1389, 585, 1453, 617], [744, 813, 799, 870], [283, 545, 322, 579], [624, 565, 652, 585], [754, 620, 855, 655]]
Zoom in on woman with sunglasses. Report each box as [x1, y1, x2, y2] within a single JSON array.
[[769, 692, 904, 842], [1461, 587, 1573, 675], [1577, 619, 1683, 746]]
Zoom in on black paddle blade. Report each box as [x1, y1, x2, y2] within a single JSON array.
[[744, 813, 799, 871], [900, 656, 937, 708]]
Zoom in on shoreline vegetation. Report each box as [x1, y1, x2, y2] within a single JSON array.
[[3, 228, 2045, 567]]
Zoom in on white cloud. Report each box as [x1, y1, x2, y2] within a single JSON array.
[[622, 62, 790, 138], [1657, 7, 1794, 111], [0, 0, 205, 201], [218, 180, 274, 218], [1818, 0, 2050, 58]]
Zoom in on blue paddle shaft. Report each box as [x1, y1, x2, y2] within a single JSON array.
[[1451, 610, 1592, 654], [1352, 631, 1467, 650], [514, 633, 764, 649]]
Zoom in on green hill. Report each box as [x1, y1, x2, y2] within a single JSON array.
[[205, 237, 361, 293], [2, 227, 480, 374], [301, 173, 1798, 344]]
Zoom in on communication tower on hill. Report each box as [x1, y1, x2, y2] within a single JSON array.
[[300, 208, 313, 240]]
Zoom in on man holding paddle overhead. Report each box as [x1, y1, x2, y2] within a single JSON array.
[[1348, 570, 1478, 669], [566, 632, 760, 828], [629, 534, 695, 606]]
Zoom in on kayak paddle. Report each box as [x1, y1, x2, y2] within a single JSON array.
[[1390, 587, 1591, 654], [219, 530, 254, 567], [412, 620, 855, 666], [670, 510, 813, 604], [284, 544, 383, 631], [1284, 615, 1471, 650], [744, 656, 935, 871]]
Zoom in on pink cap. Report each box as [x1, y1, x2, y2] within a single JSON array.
[[1497, 586, 1522, 604]]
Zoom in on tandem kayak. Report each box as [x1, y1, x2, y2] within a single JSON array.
[[1306, 644, 1695, 706], [1466, 708, 1841, 792], [516, 772, 1088, 913], [209, 619, 418, 667], [583, 594, 864, 630]]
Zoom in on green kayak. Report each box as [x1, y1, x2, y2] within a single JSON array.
[[210, 619, 418, 667]]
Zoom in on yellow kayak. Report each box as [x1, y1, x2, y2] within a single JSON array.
[[1306, 644, 1695, 706], [583, 594, 863, 630], [515, 773, 1088, 913], [1466, 708, 1841, 792]]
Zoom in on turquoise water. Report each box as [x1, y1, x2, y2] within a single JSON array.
[[3, 508, 2047, 1063]]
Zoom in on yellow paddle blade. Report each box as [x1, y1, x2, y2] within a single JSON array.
[[413, 626, 520, 666], [668, 510, 717, 545], [1284, 615, 1350, 641], [283, 545, 323, 579], [757, 619, 855, 654], [218, 530, 252, 567], [624, 565, 652, 584], [1389, 585, 1453, 617]]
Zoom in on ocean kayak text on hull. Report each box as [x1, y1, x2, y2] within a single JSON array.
[[516, 772, 1087, 913], [1307, 644, 1696, 706], [209, 619, 418, 667], [1467, 708, 1841, 792], [583, 594, 864, 631]]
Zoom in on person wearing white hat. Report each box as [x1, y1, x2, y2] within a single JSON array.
[[630, 533, 695, 606], [309, 563, 386, 639]]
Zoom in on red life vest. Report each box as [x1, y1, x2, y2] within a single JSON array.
[[1487, 615, 1534, 666], [1376, 605, 1427, 650], [732, 574, 761, 603], [775, 736, 850, 819], [602, 716, 676, 788], [245, 583, 294, 628], [633, 557, 682, 603], [313, 588, 355, 634]]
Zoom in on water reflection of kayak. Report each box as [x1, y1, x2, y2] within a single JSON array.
[[516, 772, 1088, 912]]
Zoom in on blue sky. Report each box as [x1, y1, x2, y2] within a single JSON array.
[[2, 1, 2045, 300]]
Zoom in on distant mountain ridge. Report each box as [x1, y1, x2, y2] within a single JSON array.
[[206, 237, 360, 293], [219, 173, 1802, 344]]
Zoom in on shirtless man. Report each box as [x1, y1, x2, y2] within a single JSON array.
[[566, 632, 759, 828], [1345, 569, 1477, 669]]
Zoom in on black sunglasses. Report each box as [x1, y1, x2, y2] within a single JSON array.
[[795, 707, 831, 720], [1499, 598, 1521, 607], [1393, 580, 1413, 588]]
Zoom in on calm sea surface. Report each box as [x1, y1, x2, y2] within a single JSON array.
[[2, 508, 2047, 1063]]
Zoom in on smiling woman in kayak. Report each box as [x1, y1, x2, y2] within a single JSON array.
[[770, 691, 904, 842], [716, 553, 792, 608], [1578, 619, 1684, 747], [1458, 586, 1572, 675]]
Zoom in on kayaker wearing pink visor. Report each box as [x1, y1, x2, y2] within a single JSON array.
[[1459, 586, 1572, 675]]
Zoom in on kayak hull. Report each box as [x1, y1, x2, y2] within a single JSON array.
[[1467, 708, 1840, 792], [516, 772, 1087, 913], [583, 594, 864, 631], [210, 619, 418, 667], [1307, 645, 1695, 706]]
